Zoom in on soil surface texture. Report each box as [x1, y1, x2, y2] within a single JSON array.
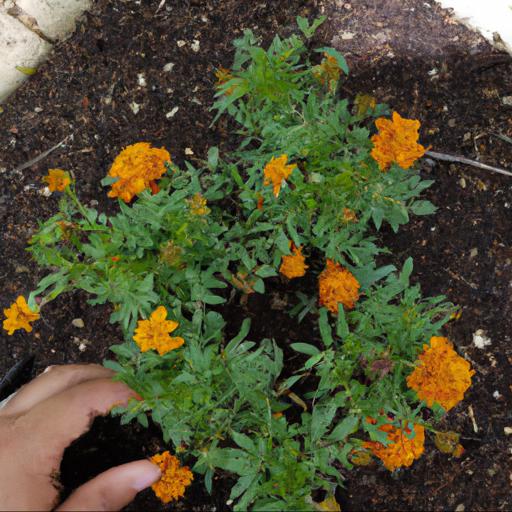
[[0, 0, 511, 511]]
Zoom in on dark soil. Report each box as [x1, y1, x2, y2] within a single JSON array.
[[0, 0, 511, 510]]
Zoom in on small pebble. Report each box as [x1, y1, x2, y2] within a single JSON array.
[[455, 505, 465, 512], [493, 390, 502, 399], [191, 40, 200, 52], [163, 62, 175, 73], [185, 147, 194, 155], [38, 187, 52, 197], [502, 96, 512, 106], [177, 40, 186, 47], [504, 427, 512, 435], [72, 318, 85, 328], [448, 118, 456, 128], [469, 247, 478, 259]]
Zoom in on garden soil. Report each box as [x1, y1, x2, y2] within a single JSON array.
[[0, 0, 511, 510]]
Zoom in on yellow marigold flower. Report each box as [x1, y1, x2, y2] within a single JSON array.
[[3, 296, 40, 335], [317, 495, 341, 511], [215, 66, 236, 95], [150, 451, 193, 504], [43, 169, 71, 192], [107, 142, 171, 202], [279, 243, 308, 279], [187, 192, 210, 215], [318, 259, 360, 313], [133, 306, 184, 356], [263, 154, 296, 197], [364, 422, 425, 471], [370, 112, 426, 171], [406, 336, 475, 411]]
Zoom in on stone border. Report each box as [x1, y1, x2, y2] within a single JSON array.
[[0, 0, 91, 103], [436, 0, 512, 55]]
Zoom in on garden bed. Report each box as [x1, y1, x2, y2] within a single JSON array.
[[0, 0, 511, 510]]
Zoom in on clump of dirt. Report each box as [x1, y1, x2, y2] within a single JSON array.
[[0, 0, 511, 511]]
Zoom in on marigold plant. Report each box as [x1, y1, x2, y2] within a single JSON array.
[[215, 66, 236, 96], [318, 259, 360, 313], [371, 112, 426, 171], [107, 142, 171, 202], [263, 154, 296, 197], [43, 169, 71, 192], [313, 52, 341, 90], [364, 422, 425, 471], [3, 296, 40, 335], [133, 306, 184, 356], [150, 451, 193, 504], [406, 336, 475, 411], [279, 243, 308, 279]]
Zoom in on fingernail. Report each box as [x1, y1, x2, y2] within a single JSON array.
[[133, 462, 161, 491], [43, 365, 53, 374]]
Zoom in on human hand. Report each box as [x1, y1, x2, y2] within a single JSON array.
[[0, 364, 161, 511]]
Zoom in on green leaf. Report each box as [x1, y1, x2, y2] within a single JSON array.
[[411, 200, 437, 216], [327, 416, 359, 441], [16, 65, 37, 76], [318, 307, 334, 347], [203, 294, 226, 305], [231, 431, 256, 453], [290, 343, 320, 356], [208, 146, 219, 170], [336, 304, 349, 339]]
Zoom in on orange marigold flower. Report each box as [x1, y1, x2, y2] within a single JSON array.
[[263, 154, 296, 197], [364, 423, 425, 471], [133, 306, 184, 356], [215, 66, 236, 95], [43, 169, 71, 192], [318, 259, 360, 313], [406, 336, 475, 411], [3, 296, 40, 335], [279, 243, 308, 279], [150, 451, 193, 504], [187, 192, 210, 215], [371, 112, 426, 171], [107, 142, 171, 202]]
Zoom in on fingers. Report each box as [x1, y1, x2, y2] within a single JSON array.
[[16, 378, 139, 460], [56, 460, 161, 511], [0, 364, 115, 417]]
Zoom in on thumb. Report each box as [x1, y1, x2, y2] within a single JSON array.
[[56, 459, 161, 511]]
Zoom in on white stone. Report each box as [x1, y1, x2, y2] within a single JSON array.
[[163, 62, 174, 73], [0, 7, 51, 103], [472, 329, 492, 349], [72, 318, 85, 328], [502, 96, 512, 106], [191, 39, 200, 52], [185, 147, 194, 155], [137, 72, 146, 87], [14, 0, 91, 41], [165, 106, 179, 119], [493, 390, 502, 399], [129, 101, 141, 114], [177, 40, 186, 47], [436, 0, 512, 55]]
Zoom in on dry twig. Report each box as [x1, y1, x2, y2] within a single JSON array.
[[10, 137, 69, 175], [426, 150, 512, 178]]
